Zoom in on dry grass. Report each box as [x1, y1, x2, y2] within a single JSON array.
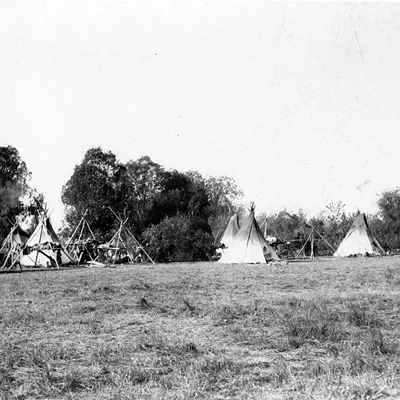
[[1, 257, 400, 399]]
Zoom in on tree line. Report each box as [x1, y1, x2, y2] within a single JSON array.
[[1, 145, 400, 261], [60, 147, 243, 261]]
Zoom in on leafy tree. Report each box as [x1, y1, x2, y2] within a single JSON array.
[[263, 210, 307, 242], [204, 176, 244, 236], [0, 146, 30, 208], [377, 189, 400, 228], [0, 146, 32, 242], [367, 214, 392, 252], [61, 147, 126, 241], [138, 170, 214, 261], [123, 156, 165, 231], [256, 210, 314, 257], [146, 170, 211, 228], [142, 214, 215, 262], [182, 174, 243, 241], [60, 148, 244, 260], [376, 189, 400, 250]]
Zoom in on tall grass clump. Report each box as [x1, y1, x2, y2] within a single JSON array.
[[281, 297, 347, 350], [346, 300, 384, 329]]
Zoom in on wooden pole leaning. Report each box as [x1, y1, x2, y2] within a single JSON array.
[[108, 207, 155, 264]]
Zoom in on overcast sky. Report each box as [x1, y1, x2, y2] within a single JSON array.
[[2, 2, 400, 229]]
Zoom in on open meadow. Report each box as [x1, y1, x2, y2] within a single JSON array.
[[1, 257, 400, 400]]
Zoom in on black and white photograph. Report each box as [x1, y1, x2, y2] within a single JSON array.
[[1, 2, 400, 399]]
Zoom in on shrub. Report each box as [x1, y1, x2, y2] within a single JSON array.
[[282, 300, 346, 349], [142, 214, 215, 262]]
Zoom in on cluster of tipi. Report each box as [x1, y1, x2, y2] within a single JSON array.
[[0, 213, 72, 269], [217, 206, 385, 264], [0, 205, 386, 269], [0, 209, 154, 270]]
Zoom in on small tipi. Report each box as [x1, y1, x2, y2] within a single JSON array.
[[218, 205, 280, 264], [334, 213, 385, 257], [19, 213, 73, 267], [219, 213, 240, 249]]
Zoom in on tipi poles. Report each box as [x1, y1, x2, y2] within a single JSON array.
[[106, 229, 119, 264], [61, 248, 76, 264], [67, 211, 98, 263], [113, 222, 124, 266], [108, 207, 155, 264], [66, 216, 84, 247], [310, 230, 314, 261], [83, 220, 96, 262], [78, 219, 86, 241], [65, 217, 82, 261], [7, 252, 22, 270], [313, 227, 340, 257], [2, 233, 20, 269], [1, 246, 13, 269], [34, 221, 44, 268], [7, 238, 28, 271], [66, 209, 90, 245], [0, 225, 15, 254], [295, 230, 313, 259], [85, 220, 96, 241], [124, 225, 155, 264], [0, 224, 17, 268]]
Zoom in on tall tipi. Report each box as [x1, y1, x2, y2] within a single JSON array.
[[334, 213, 385, 257], [218, 205, 280, 264], [219, 213, 240, 249]]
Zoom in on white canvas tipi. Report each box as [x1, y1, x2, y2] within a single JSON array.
[[19, 213, 73, 267], [334, 213, 385, 257], [219, 213, 240, 249], [218, 206, 280, 264]]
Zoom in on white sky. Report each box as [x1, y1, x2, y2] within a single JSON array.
[[2, 2, 400, 230]]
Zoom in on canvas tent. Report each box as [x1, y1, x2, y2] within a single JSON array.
[[218, 206, 280, 264], [334, 213, 385, 257], [18, 214, 73, 268], [219, 213, 240, 249]]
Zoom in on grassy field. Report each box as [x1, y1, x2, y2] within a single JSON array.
[[1, 257, 400, 400]]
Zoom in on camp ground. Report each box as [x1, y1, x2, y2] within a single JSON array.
[[3, 3, 400, 398], [2, 203, 391, 273]]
